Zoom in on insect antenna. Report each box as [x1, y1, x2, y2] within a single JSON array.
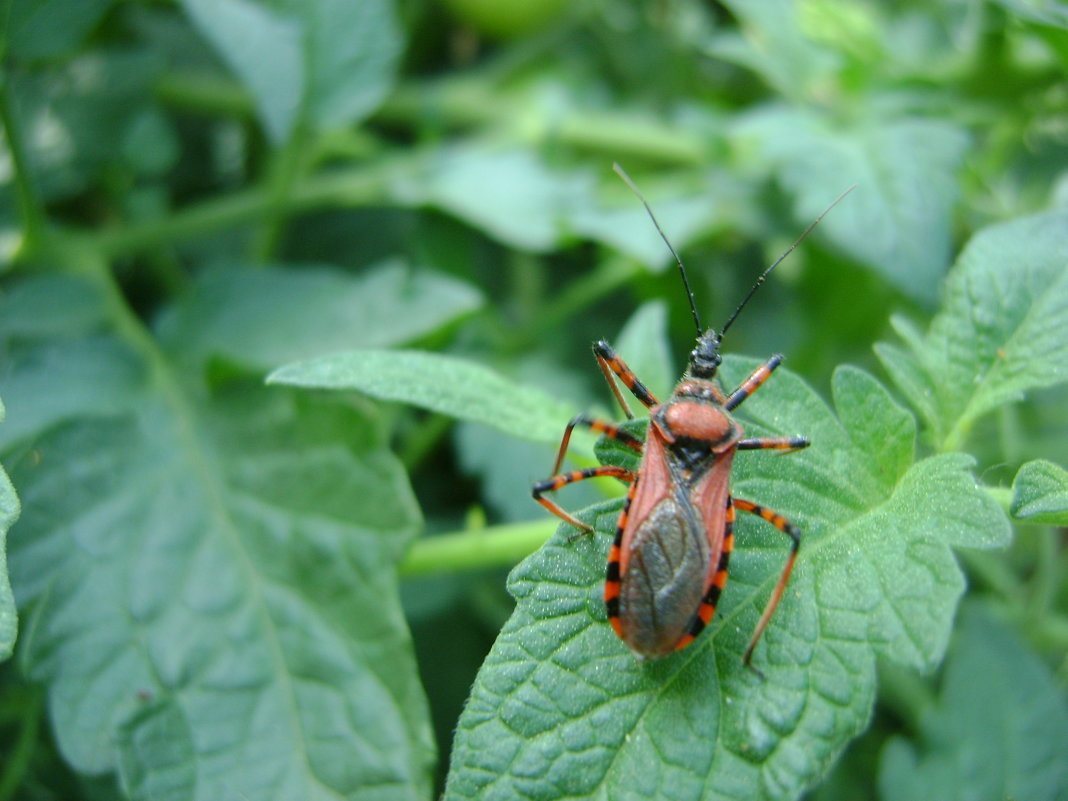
[[612, 163, 703, 338], [718, 184, 856, 339]]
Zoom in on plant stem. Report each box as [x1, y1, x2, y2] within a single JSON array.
[[251, 123, 309, 262], [78, 153, 413, 261], [0, 68, 46, 251], [0, 683, 42, 801], [876, 659, 935, 733], [399, 519, 556, 577]]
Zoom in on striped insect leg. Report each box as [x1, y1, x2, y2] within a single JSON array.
[[533, 465, 635, 534], [733, 497, 801, 666], [724, 353, 783, 411], [672, 495, 735, 651], [593, 340, 660, 419], [737, 435, 810, 453], [550, 413, 643, 475]]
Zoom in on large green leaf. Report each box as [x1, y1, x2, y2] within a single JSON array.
[[875, 207, 1068, 450], [4, 0, 114, 62], [8, 50, 173, 201], [179, 0, 402, 143], [443, 360, 1009, 801], [269, 349, 574, 445], [400, 146, 593, 252], [878, 603, 1068, 801], [3, 277, 434, 800], [712, 0, 841, 98], [179, 0, 303, 143], [733, 106, 968, 305], [275, 0, 403, 132], [158, 260, 482, 371]]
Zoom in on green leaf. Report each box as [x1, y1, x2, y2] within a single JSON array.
[[158, 260, 483, 371], [9, 50, 166, 201], [733, 106, 968, 305], [444, 360, 1009, 801], [875, 207, 1068, 450], [569, 175, 735, 270], [1010, 459, 1068, 524], [4, 286, 434, 800], [711, 0, 841, 97], [400, 146, 593, 251], [276, 0, 403, 132], [182, 0, 404, 141], [0, 400, 20, 662], [269, 349, 575, 444], [4, 0, 114, 62], [0, 276, 146, 450], [878, 603, 1068, 801], [180, 0, 304, 143]]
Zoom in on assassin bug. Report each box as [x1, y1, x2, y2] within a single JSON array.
[[533, 166, 853, 664]]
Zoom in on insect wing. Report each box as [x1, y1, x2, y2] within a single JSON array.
[[688, 448, 734, 597], [612, 427, 711, 657]]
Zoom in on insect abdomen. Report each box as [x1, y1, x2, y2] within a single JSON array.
[[618, 496, 709, 657]]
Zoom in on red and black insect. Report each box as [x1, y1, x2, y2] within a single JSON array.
[[533, 166, 851, 664]]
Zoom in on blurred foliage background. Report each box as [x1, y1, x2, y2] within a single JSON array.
[[1, 1, 1067, 800]]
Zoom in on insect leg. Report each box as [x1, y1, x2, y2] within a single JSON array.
[[737, 435, 809, 453], [533, 465, 635, 534], [593, 340, 661, 419], [550, 413, 643, 475], [724, 353, 783, 411], [733, 497, 801, 667]]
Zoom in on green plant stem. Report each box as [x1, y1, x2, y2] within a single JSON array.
[[983, 485, 1012, 515], [378, 77, 708, 165], [77, 153, 414, 261], [959, 549, 1021, 603], [398, 412, 454, 473], [1027, 527, 1060, 621], [517, 256, 644, 348], [155, 70, 255, 120], [252, 123, 310, 262], [0, 684, 42, 801], [876, 659, 936, 734], [0, 68, 46, 251], [399, 519, 556, 577]]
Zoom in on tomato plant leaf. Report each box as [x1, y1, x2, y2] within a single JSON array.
[[179, 0, 402, 142], [1011, 458, 1068, 525], [875, 207, 1068, 450], [443, 361, 1009, 801], [179, 0, 304, 144], [734, 106, 968, 305], [4, 280, 434, 801], [269, 349, 574, 444], [159, 260, 482, 371], [878, 603, 1068, 801]]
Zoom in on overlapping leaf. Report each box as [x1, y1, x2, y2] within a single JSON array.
[[879, 603, 1068, 801], [733, 106, 968, 305], [876, 207, 1068, 450], [270, 350, 574, 445], [1011, 459, 1068, 525], [158, 260, 482, 370], [179, 0, 402, 143], [3, 274, 442, 800], [444, 360, 1009, 801]]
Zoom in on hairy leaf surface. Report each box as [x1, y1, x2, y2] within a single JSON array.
[[444, 361, 1009, 801]]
